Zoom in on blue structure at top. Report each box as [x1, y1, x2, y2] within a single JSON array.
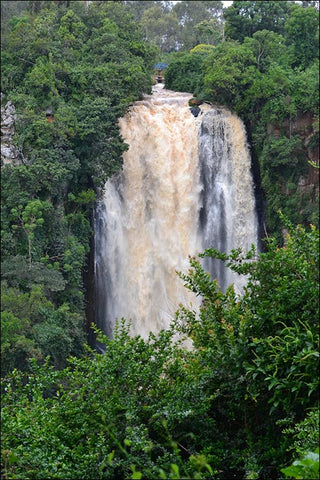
[[154, 63, 168, 70]]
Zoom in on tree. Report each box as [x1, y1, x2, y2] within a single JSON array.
[[1, 311, 41, 375], [0, 0, 27, 32], [173, 1, 223, 28], [140, 5, 181, 52], [284, 4, 319, 69], [224, 1, 291, 42], [194, 19, 223, 46], [10, 200, 52, 266], [243, 29, 286, 72], [202, 40, 256, 111], [173, 0, 224, 50], [0, 324, 215, 479], [124, 1, 168, 21], [164, 51, 206, 96]]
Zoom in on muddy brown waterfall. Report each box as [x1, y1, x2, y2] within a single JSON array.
[[94, 84, 258, 339]]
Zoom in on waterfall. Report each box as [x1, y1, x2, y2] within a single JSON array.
[[199, 108, 258, 291], [94, 85, 258, 339]]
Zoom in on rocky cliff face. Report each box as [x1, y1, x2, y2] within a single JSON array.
[[289, 112, 319, 189], [268, 111, 319, 192], [1, 94, 23, 165]]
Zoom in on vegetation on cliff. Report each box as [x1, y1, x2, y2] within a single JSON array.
[[1, 0, 157, 375]]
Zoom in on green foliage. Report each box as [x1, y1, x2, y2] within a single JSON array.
[[164, 51, 206, 97], [126, 1, 224, 53], [10, 199, 53, 265], [284, 4, 319, 69], [243, 30, 287, 72], [1, 257, 66, 294], [1, 1, 27, 32], [282, 409, 319, 459], [1, 220, 318, 479], [281, 450, 319, 479], [176, 219, 319, 477], [1, 283, 85, 375], [224, 1, 292, 42], [140, 5, 181, 53], [172, 1, 224, 51], [261, 135, 305, 169], [1, 311, 41, 375], [202, 40, 256, 109], [290, 60, 319, 114], [0, 325, 216, 479]]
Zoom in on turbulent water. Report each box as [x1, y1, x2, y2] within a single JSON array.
[[199, 108, 258, 291], [94, 84, 258, 339]]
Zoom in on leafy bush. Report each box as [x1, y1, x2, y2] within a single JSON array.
[[164, 51, 205, 97], [281, 450, 319, 480], [1, 219, 318, 479], [176, 218, 319, 477]]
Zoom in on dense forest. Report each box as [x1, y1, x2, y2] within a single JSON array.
[[1, 1, 319, 479]]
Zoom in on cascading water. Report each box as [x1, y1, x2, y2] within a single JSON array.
[[94, 84, 258, 339], [199, 108, 258, 291]]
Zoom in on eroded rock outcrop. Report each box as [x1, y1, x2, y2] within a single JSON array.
[[1, 93, 23, 165]]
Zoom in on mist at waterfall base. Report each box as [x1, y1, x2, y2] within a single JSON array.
[[94, 84, 258, 340]]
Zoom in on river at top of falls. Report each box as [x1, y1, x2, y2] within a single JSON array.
[[94, 84, 258, 339]]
